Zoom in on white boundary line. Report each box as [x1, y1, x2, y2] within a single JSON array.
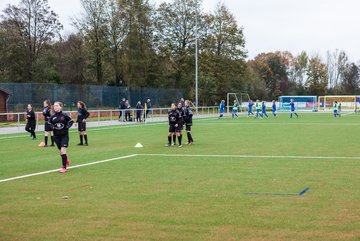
[[0, 134, 29, 140], [138, 153, 360, 160], [341, 112, 356, 117], [198, 122, 360, 126], [0, 154, 137, 183], [2, 152, 360, 184]]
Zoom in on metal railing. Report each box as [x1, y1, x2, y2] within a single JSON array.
[[0, 106, 220, 134]]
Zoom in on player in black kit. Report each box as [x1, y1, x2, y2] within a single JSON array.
[[42, 100, 54, 146], [48, 101, 74, 173], [76, 101, 90, 146], [25, 104, 37, 140], [165, 103, 179, 147], [175, 102, 185, 147], [184, 100, 194, 144]]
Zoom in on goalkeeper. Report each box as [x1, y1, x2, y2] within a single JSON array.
[[255, 100, 262, 119], [232, 100, 239, 118], [333, 101, 341, 117]]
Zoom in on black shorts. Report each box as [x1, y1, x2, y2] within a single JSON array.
[[175, 124, 183, 132], [25, 121, 36, 131], [54, 134, 69, 150], [78, 121, 86, 131], [44, 122, 53, 132], [168, 124, 176, 133], [186, 125, 192, 131]]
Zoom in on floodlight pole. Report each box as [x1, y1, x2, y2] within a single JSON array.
[[195, 0, 199, 113]]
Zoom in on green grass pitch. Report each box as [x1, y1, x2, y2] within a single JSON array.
[[0, 113, 359, 241]]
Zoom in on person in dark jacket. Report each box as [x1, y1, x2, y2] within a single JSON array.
[[125, 100, 131, 121], [48, 101, 74, 173], [119, 98, 126, 121], [144, 98, 152, 120], [25, 104, 37, 140], [76, 101, 90, 146], [136, 101, 143, 122]]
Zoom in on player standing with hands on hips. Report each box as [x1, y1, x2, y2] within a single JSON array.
[[49, 101, 73, 173], [76, 101, 90, 146]]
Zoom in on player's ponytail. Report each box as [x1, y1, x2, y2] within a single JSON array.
[[44, 99, 53, 112]]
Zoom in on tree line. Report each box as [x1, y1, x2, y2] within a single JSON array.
[[0, 0, 359, 105]]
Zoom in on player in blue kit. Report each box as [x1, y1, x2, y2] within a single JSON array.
[[271, 100, 277, 117], [248, 100, 254, 117], [290, 99, 299, 118], [261, 101, 269, 118], [219, 100, 225, 118]]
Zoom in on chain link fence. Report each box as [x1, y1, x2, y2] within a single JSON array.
[[0, 83, 184, 112]]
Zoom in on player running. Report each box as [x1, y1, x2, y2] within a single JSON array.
[[272, 100, 277, 117], [165, 103, 179, 147], [261, 101, 269, 118], [25, 104, 37, 140], [76, 101, 90, 146], [48, 101, 73, 173], [42, 100, 54, 146], [184, 100, 194, 145], [290, 99, 299, 118], [248, 100, 254, 117]]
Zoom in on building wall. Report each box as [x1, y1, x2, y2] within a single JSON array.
[[0, 94, 6, 112]]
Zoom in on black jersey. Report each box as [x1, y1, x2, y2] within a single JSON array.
[[76, 108, 90, 122], [176, 107, 184, 125], [184, 106, 193, 125], [49, 111, 73, 136], [42, 107, 52, 121], [26, 110, 36, 122], [168, 109, 179, 125]]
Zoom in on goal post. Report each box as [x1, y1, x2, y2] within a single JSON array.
[[226, 92, 251, 113], [318, 95, 357, 112], [278, 96, 317, 112]]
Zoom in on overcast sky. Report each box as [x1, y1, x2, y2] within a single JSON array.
[[1, 0, 359, 61]]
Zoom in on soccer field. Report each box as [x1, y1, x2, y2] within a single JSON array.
[[0, 113, 359, 241]]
